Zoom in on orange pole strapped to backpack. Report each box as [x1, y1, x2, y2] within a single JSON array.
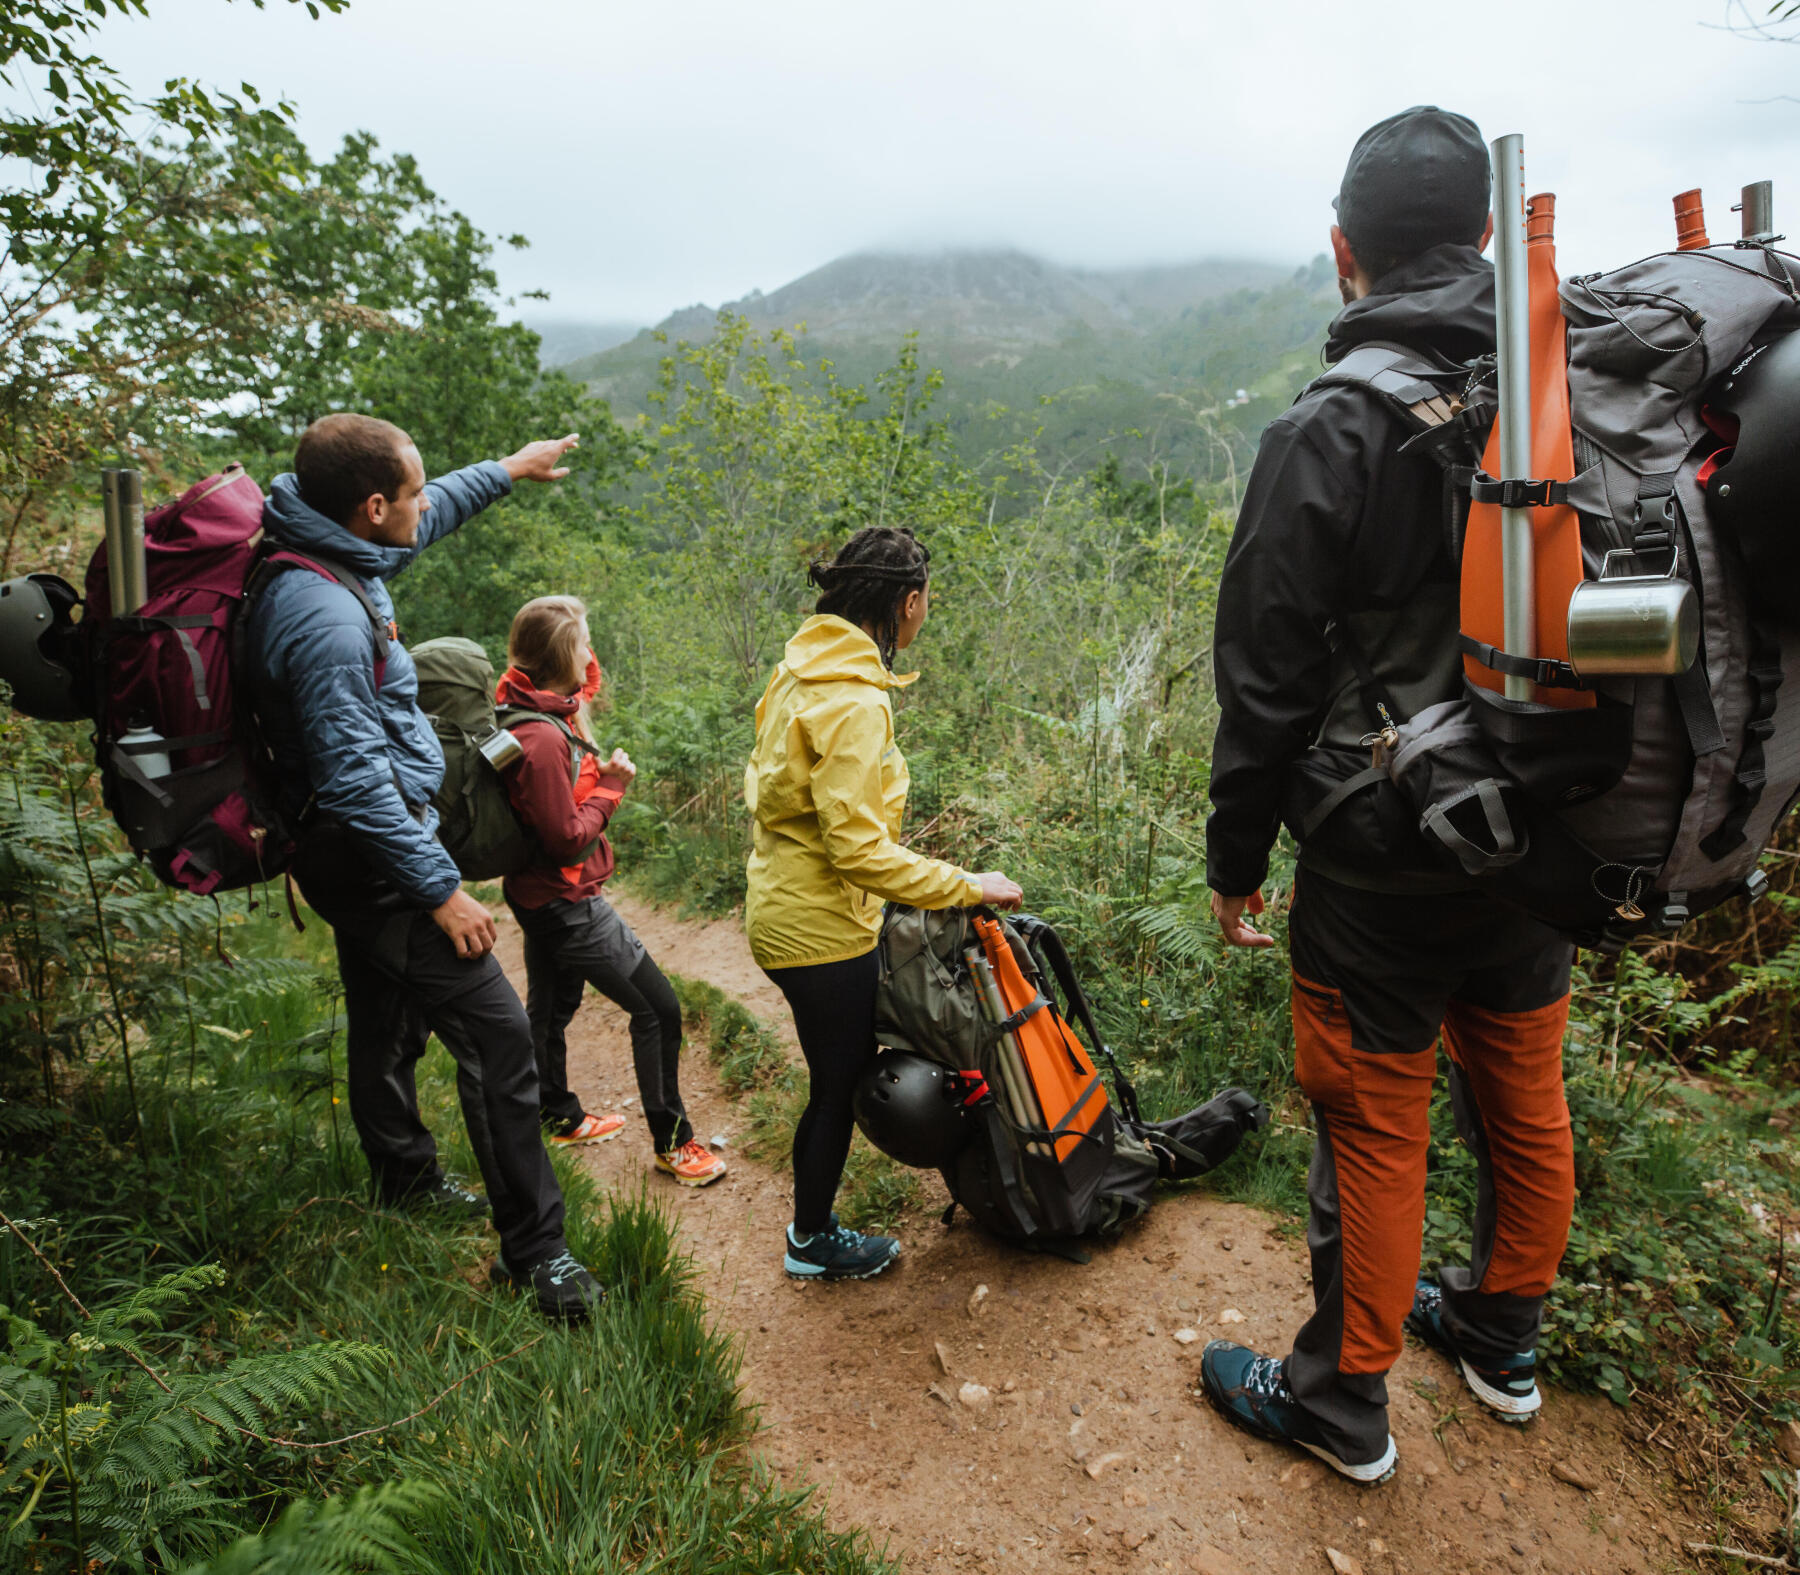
[[972, 915, 1109, 1163], [1461, 192, 1593, 710], [1673, 188, 1711, 251]]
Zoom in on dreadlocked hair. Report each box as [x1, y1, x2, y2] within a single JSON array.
[[808, 526, 931, 669]]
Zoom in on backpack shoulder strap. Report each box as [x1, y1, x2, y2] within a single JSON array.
[[250, 546, 391, 688], [496, 707, 599, 787], [1310, 340, 1497, 568], [1306, 341, 1471, 432]]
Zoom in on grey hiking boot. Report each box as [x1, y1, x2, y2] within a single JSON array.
[[385, 1173, 489, 1224], [1405, 1279, 1541, 1422], [490, 1249, 606, 1321], [1199, 1340, 1398, 1485]]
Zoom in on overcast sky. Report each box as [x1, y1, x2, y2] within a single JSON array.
[[88, 0, 1800, 326]]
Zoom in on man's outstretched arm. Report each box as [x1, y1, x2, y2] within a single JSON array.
[[399, 433, 583, 566]]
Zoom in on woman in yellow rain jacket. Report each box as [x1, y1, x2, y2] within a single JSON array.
[[745, 526, 1021, 1280]]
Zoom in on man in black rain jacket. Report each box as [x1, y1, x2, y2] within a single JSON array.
[[1198, 107, 1578, 1484]]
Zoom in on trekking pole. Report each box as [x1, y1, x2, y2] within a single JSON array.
[[1490, 133, 1536, 702], [965, 946, 1048, 1157]]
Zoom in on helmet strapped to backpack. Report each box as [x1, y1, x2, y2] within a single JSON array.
[[0, 573, 87, 721], [852, 1049, 977, 1170], [1704, 328, 1800, 612]]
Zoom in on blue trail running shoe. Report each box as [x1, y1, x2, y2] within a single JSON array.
[[783, 1214, 900, 1281], [1199, 1340, 1398, 1485], [1405, 1279, 1540, 1422]]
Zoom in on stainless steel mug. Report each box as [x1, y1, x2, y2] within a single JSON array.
[[1566, 552, 1699, 678], [477, 728, 524, 770]]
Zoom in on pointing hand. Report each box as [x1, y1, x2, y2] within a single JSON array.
[[501, 434, 580, 483]]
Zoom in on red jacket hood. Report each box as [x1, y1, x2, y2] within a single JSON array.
[[495, 658, 602, 716]]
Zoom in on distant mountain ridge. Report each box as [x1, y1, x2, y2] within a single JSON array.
[[647, 249, 1288, 351], [557, 245, 1340, 484]]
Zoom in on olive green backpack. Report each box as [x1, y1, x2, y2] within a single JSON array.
[[411, 636, 596, 881]]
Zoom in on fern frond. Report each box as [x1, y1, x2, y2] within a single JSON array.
[[181, 1479, 438, 1575], [1123, 901, 1217, 965]]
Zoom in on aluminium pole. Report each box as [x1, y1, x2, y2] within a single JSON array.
[[1491, 133, 1536, 702], [1738, 180, 1774, 242], [117, 468, 147, 615], [101, 471, 127, 618]]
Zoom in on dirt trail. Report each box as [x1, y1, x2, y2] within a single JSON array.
[[492, 899, 1693, 1575]]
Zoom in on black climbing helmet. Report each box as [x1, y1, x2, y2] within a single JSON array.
[[852, 1049, 975, 1171], [1706, 329, 1800, 592], [0, 574, 87, 721]]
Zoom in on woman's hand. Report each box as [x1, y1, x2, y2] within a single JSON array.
[[597, 748, 637, 794], [976, 871, 1023, 910]]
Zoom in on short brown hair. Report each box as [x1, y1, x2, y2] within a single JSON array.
[[294, 414, 412, 525], [508, 595, 590, 695]]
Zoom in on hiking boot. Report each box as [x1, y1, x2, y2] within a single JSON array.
[[1198, 1340, 1398, 1485], [654, 1139, 728, 1188], [550, 1110, 627, 1146], [384, 1174, 488, 1223], [1405, 1279, 1541, 1422], [783, 1215, 900, 1281], [490, 1249, 607, 1321]]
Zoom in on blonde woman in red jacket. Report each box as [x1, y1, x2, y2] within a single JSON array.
[[498, 595, 725, 1187]]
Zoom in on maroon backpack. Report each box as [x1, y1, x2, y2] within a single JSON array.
[[85, 464, 386, 896]]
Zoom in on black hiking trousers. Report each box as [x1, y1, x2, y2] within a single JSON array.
[[293, 826, 567, 1272], [511, 893, 692, 1152]]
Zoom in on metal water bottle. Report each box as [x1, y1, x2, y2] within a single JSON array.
[[117, 722, 172, 779]]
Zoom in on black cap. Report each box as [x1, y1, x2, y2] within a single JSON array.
[[1334, 105, 1490, 255]]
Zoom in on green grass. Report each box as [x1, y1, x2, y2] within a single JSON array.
[[0, 936, 896, 1574]]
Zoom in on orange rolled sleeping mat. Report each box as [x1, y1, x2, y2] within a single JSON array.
[[1460, 192, 1593, 710], [972, 914, 1109, 1163]]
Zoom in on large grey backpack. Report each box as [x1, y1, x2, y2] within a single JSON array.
[[411, 637, 598, 881], [1311, 244, 1800, 947]]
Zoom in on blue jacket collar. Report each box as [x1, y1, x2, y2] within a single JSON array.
[[263, 473, 410, 579]]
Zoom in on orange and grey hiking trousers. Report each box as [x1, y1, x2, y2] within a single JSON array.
[[1283, 868, 1576, 1462]]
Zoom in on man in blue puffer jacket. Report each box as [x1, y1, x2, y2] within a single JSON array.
[[251, 411, 601, 1320]]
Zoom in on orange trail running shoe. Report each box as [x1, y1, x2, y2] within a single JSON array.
[[654, 1139, 728, 1188], [550, 1111, 627, 1146]]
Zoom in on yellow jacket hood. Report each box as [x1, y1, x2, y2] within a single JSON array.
[[779, 615, 919, 689]]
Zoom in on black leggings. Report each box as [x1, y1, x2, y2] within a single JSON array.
[[765, 950, 880, 1235]]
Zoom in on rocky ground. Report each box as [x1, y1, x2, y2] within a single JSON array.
[[491, 897, 1698, 1575]]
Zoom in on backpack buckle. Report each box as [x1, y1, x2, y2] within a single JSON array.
[[1470, 472, 1567, 509], [954, 1070, 993, 1108]]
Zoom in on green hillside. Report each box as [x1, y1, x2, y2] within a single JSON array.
[[560, 249, 1340, 483]]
